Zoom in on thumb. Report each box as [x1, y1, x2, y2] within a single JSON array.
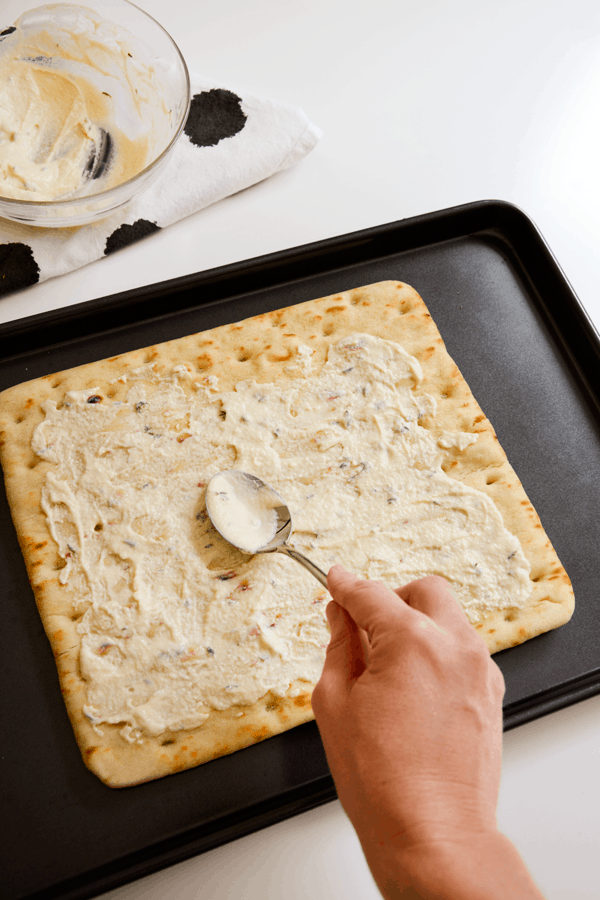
[[312, 601, 366, 716], [327, 564, 406, 638]]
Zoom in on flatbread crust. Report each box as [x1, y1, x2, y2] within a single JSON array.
[[0, 281, 574, 787]]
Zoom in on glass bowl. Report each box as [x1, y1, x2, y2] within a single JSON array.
[[0, 0, 190, 227]]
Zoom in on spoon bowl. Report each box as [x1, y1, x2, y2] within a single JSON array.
[[205, 470, 328, 587]]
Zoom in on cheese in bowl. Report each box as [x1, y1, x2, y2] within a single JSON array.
[[0, 1, 189, 225]]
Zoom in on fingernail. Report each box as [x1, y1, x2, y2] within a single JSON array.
[[328, 564, 356, 580]]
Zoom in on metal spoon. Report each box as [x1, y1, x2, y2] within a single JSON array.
[[205, 470, 328, 587]]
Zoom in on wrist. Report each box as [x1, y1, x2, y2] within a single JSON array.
[[362, 830, 546, 900]]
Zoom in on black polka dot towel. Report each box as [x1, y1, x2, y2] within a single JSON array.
[[0, 77, 321, 298]]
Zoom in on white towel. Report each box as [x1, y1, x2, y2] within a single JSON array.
[[0, 76, 322, 297]]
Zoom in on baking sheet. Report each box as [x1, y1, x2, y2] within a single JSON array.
[[2, 200, 600, 900]]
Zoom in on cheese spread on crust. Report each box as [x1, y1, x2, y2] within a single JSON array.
[[31, 332, 532, 743]]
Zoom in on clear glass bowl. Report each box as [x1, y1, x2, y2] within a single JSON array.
[[0, 0, 190, 227]]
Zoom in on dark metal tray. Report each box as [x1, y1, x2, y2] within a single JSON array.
[[2, 200, 600, 900]]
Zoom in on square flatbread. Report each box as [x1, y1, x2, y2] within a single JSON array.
[[0, 281, 574, 787]]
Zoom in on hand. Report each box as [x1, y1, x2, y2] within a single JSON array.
[[311, 566, 544, 899]]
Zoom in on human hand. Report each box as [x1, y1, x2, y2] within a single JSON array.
[[311, 566, 544, 898]]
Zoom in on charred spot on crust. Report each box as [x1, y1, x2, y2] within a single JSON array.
[[196, 354, 213, 371], [268, 349, 293, 362], [293, 694, 311, 708], [252, 726, 269, 741]]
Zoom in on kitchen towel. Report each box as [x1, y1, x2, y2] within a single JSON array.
[[0, 75, 322, 298]]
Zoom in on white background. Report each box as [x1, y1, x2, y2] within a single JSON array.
[[3, 1, 600, 897]]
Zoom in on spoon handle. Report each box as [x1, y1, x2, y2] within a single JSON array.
[[276, 545, 328, 588]]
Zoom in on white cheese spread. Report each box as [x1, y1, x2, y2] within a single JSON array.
[[32, 333, 532, 742]]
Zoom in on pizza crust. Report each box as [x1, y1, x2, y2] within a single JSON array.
[[0, 281, 574, 786]]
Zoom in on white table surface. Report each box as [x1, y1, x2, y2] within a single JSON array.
[[4, 1, 600, 897]]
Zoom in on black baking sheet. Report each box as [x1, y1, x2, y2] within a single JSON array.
[[2, 200, 600, 900]]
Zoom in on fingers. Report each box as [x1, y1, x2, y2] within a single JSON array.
[[327, 565, 407, 636], [312, 600, 367, 714], [395, 575, 475, 637], [328, 600, 367, 680], [328, 566, 475, 646]]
